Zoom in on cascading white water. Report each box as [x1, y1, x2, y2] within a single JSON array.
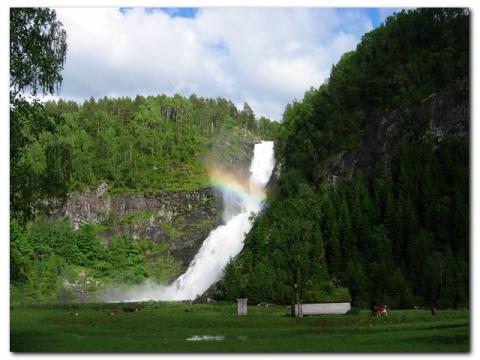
[[104, 141, 275, 302]]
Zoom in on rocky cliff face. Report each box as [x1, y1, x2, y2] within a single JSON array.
[[53, 185, 223, 271], [316, 78, 469, 184]]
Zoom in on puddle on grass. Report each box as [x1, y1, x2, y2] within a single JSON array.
[[186, 335, 225, 342]]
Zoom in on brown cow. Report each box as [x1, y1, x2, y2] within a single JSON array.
[[372, 305, 389, 317]]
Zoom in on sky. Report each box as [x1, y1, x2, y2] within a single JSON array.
[[52, 7, 402, 121]]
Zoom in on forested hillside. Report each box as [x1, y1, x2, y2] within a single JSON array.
[[12, 93, 279, 221], [11, 92, 280, 303], [222, 8, 470, 309]]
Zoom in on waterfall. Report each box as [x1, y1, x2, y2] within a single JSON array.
[[104, 141, 275, 302]]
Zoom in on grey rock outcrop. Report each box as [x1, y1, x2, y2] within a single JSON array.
[[316, 78, 469, 183]]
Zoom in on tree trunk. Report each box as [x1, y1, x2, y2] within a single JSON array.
[[294, 285, 303, 318]]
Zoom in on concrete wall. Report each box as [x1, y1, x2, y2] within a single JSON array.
[[292, 302, 351, 316]]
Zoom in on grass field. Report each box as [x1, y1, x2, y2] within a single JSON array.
[[10, 302, 469, 352]]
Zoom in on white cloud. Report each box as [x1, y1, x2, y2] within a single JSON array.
[[54, 7, 373, 120]]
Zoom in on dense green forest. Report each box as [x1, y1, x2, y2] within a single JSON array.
[[222, 8, 469, 309], [12, 94, 279, 222]]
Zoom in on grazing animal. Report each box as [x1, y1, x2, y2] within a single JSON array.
[[123, 307, 140, 313], [107, 309, 118, 316], [70, 312, 79, 317], [372, 305, 389, 317], [431, 306, 437, 316]]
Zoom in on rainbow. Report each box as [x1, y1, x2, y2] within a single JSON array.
[[207, 168, 266, 202]]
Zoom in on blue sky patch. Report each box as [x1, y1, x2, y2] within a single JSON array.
[[119, 7, 198, 18], [214, 40, 228, 53], [161, 8, 199, 18]]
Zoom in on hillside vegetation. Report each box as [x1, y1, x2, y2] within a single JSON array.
[[12, 93, 279, 221], [10, 92, 279, 304], [222, 8, 469, 309]]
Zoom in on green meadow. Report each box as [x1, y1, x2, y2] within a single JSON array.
[[10, 302, 469, 352]]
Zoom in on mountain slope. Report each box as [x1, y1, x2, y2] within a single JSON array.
[[222, 8, 470, 308]]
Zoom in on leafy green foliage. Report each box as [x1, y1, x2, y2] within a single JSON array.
[[223, 182, 331, 305], [10, 97, 68, 222], [10, 8, 67, 96], [10, 7, 70, 222], [10, 218, 181, 304], [14, 93, 278, 198]]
